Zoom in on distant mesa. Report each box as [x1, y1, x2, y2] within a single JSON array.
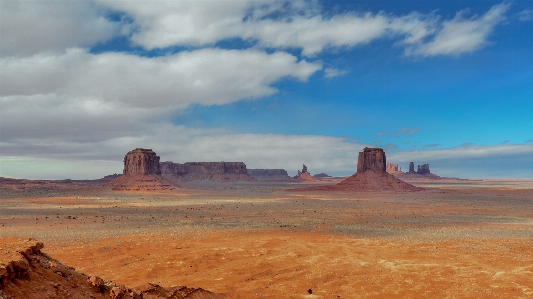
[[247, 169, 290, 180], [161, 161, 255, 182], [293, 164, 320, 181], [386, 163, 402, 174], [292, 147, 421, 192], [313, 173, 331, 179], [393, 162, 444, 180], [106, 148, 175, 191]]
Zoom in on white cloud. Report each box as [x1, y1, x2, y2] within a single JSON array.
[[0, 48, 321, 141], [1, 48, 320, 108], [407, 3, 510, 56], [324, 67, 348, 78], [0, 124, 365, 179], [518, 9, 533, 21], [388, 144, 533, 178], [0, 0, 120, 57], [96, 0, 438, 56], [95, 0, 509, 57]]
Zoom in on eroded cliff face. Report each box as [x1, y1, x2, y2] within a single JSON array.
[[357, 148, 386, 173], [247, 169, 290, 180], [160, 162, 253, 182], [123, 148, 161, 176]]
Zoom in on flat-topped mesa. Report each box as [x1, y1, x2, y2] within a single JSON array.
[[357, 147, 386, 173], [248, 169, 290, 180], [160, 161, 254, 182], [123, 148, 161, 175]]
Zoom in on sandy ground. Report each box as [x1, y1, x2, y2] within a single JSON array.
[[1, 179, 533, 298]]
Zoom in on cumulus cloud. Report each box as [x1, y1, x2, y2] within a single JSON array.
[[324, 68, 348, 78], [0, 124, 365, 179], [0, 0, 121, 57], [407, 3, 510, 56], [93, 0, 510, 57], [0, 48, 320, 141]]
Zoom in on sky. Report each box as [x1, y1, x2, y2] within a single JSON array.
[[1, 0, 532, 179]]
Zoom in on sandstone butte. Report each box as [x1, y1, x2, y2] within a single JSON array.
[[293, 164, 319, 181], [292, 147, 421, 192], [105, 148, 175, 191]]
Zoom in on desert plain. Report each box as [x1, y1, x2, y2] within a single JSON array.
[[1, 178, 533, 298]]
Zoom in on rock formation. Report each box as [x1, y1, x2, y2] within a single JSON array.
[[0, 238, 223, 299], [123, 148, 161, 175], [161, 161, 254, 182], [357, 148, 386, 173], [313, 173, 331, 178], [106, 148, 175, 191], [293, 164, 319, 181], [247, 169, 290, 180], [290, 147, 421, 192], [386, 163, 402, 174], [408, 162, 415, 174], [417, 164, 430, 175], [393, 162, 442, 180]]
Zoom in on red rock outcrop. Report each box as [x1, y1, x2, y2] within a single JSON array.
[[293, 164, 319, 181], [106, 148, 176, 191], [0, 238, 224, 299], [290, 148, 421, 192], [357, 148, 386, 173], [123, 148, 161, 176]]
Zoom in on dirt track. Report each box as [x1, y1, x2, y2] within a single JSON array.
[[1, 179, 533, 298]]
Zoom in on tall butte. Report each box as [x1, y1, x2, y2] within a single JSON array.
[[106, 148, 175, 191], [334, 147, 421, 191]]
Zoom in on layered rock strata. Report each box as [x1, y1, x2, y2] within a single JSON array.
[[0, 238, 222, 299], [123, 148, 161, 175], [247, 169, 290, 180], [106, 148, 175, 191], [161, 162, 254, 182]]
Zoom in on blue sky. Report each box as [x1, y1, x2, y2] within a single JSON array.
[[1, 0, 532, 179]]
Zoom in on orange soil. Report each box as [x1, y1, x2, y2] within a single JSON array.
[[1, 179, 533, 298], [46, 231, 533, 298]]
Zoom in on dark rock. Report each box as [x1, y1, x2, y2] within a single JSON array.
[[417, 164, 431, 175]]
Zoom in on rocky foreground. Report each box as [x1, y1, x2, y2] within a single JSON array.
[[0, 238, 223, 299]]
